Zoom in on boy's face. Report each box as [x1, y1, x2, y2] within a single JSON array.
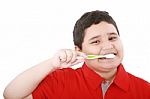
[[79, 21, 124, 72]]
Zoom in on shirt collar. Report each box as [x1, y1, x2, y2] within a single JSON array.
[[81, 63, 129, 91], [113, 64, 129, 92], [82, 63, 104, 90]]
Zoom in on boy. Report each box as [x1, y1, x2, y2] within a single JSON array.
[[3, 10, 150, 99]]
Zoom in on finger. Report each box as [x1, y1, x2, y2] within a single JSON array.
[[76, 51, 87, 58], [70, 50, 77, 63], [65, 49, 73, 63], [70, 58, 85, 66], [59, 50, 67, 62]]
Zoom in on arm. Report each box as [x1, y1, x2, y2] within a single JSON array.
[[3, 49, 85, 99]]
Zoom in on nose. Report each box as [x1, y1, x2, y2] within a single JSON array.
[[100, 41, 114, 51]]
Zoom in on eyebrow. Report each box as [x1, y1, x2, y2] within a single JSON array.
[[108, 32, 118, 36], [89, 32, 118, 41], [89, 35, 101, 41]]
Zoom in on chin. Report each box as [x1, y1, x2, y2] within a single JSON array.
[[96, 61, 121, 71], [85, 59, 122, 71], [100, 64, 118, 69]]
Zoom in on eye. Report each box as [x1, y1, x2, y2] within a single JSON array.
[[91, 40, 100, 44], [109, 36, 118, 41]]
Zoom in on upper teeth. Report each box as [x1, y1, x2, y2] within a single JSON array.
[[103, 54, 115, 58]]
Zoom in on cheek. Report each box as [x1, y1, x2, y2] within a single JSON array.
[[82, 44, 100, 55], [115, 41, 124, 55], [118, 42, 123, 51]]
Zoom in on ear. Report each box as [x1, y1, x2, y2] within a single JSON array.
[[75, 46, 81, 51]]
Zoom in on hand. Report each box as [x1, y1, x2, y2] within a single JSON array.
[[51, 49, 86, 69]]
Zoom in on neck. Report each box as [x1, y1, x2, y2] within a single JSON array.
[[96, 68, 117, 82]]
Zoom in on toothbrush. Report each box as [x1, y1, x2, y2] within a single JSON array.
[[86, 54, 115, 59]]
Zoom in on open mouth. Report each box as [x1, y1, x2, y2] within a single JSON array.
[[99, 53, 116, 59]]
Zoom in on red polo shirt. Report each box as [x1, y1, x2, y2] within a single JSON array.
[[32, 63, 150, 99]]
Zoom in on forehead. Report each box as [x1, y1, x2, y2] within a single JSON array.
[[84, 21, 118, 39]]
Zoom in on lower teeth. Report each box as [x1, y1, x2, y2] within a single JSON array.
[[99, 57, 106, 59]]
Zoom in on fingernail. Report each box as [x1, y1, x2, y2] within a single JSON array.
[[81, 53, 87, 58]]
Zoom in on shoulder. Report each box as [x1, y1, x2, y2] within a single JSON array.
[[47, 67, 82, 81], [32, 67, 83, 98], [51, 67, 82, 76], [127, 72, 150, 90], [128, 72, 150, 84]]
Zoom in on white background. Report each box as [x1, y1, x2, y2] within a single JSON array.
[[0, 0, 150, 98]]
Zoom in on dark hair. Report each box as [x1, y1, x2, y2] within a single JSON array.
[[73, 10, 120, 49]]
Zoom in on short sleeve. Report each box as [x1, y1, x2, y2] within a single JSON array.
[[32, 69, 66, 99]]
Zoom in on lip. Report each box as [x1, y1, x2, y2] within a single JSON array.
[[100, 52, 117, 56], [98, 53, 117, 61], [97, 57, 116, 63]]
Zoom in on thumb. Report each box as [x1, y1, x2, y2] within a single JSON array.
[[76, 51, 87, 58], [70, 58, 85, 66]]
